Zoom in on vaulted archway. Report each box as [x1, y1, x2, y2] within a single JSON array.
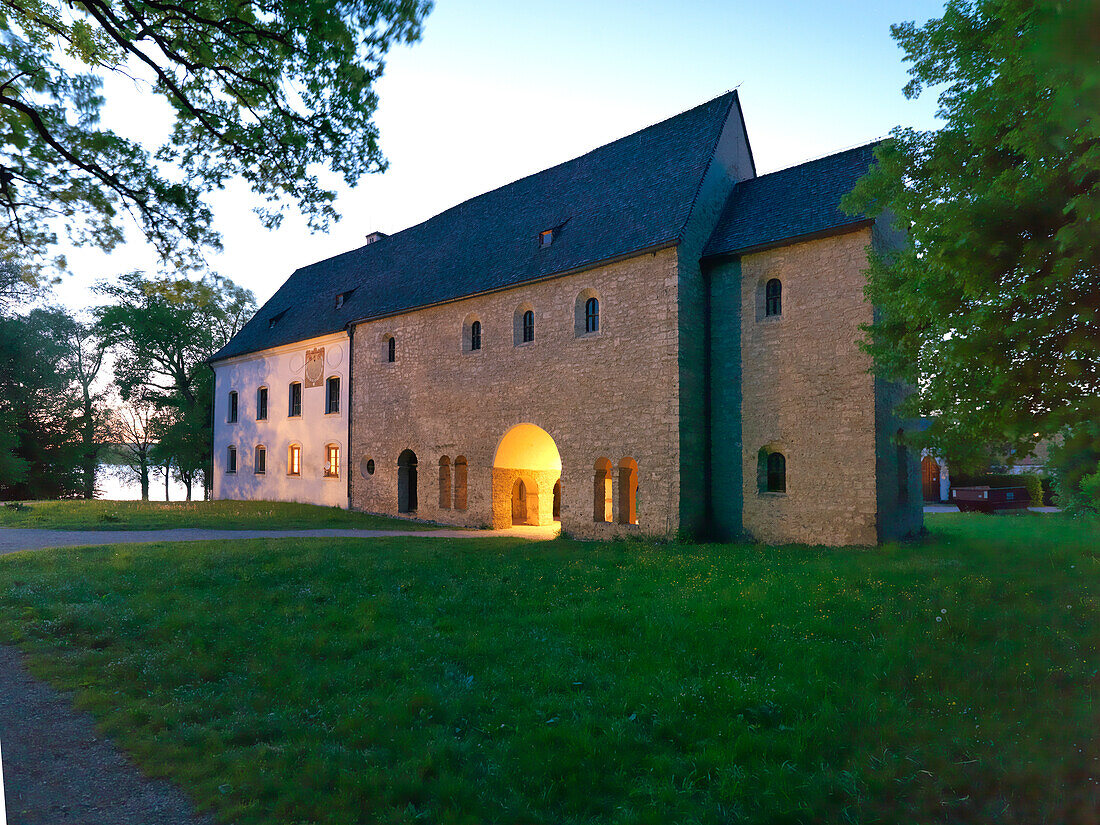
[[491, 424, 561, 529]]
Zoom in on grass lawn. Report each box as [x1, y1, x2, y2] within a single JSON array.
[[0, 513, 1096, 824], [0, 499, 431, 531]]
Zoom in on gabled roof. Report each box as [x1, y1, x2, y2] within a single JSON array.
[[212, 92, 742, 363], [702, 142, 879, 259]]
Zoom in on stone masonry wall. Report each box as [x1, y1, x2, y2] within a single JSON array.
[[739, 228, 880, 545], [348, 248, 683, 539]]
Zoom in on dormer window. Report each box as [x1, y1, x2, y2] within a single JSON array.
[[268, 309, 288, 329], [539, 229, 554, 248], [335, 289, 356, 309]]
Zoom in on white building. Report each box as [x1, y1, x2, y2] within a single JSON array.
[[212, 331, 350, 508]]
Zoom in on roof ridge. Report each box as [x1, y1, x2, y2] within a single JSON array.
[[750, 139, 884, 181]]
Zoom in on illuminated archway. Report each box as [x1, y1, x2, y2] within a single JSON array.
[[492, 424, 562, 529]]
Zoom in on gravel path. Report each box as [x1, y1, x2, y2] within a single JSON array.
[[0, 524, 557, 555], [0, 644, 214, 825]]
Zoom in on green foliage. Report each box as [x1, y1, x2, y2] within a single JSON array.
[[0, 307, 87, 498], [95, 270, 256, 498], [1048, 422, 1100, 516], [843, 1, 1100, 460], [0, 0, 431, 277], [0, 516, 1096, 823], [0, 499, 430, 531]]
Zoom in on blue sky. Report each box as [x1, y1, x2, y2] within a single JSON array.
[[55, 0, 949, 311]]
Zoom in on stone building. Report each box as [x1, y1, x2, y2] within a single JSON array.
[[210, 92, 922, 545]]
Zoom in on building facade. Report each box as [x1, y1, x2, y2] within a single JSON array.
[[210, 92, 923, 545]]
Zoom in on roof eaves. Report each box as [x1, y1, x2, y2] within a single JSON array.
[[701, 218, 874, 262]]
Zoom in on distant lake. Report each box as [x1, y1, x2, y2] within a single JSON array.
[[96, 463, 191, 501]]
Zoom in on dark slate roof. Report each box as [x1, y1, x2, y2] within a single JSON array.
[[702, 142, 879, 258], [212, 92, 739, 362]]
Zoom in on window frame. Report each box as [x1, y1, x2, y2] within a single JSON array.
[[764, 451, 786, 494], [585, 297, 600, 334], [470, 320, 481, 351], [325, 376, 340, 415], [288, 381, 302, 417], [228, 390, 238, 423], [287, 443, 302, 477], [387, 336, 396, 363], [522, 309, 534, 343], [256, 386, 268, 421], [226, 445, 237, 474], [324, 443, 340, 479], [764, 278, 782, 317], [254, 445, 267, 475]]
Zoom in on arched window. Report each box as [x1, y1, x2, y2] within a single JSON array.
[[618, 458, 638, 525], [287, 444, 302, 476], [762, 451, 785, 493], [226, 446, 237, 474], [585, 298, 599, 333], [471, 320, 482, 351], [228, 390, 238, 423], [398, 449, 418, 512], [439, 456, 452, 509], [387, 335, 396, 363], [254, 445, 267, 475], [324, 443, 340, 478], [325, 376, 340, 414], [523, 310, 534, 342], [897, 429, 909, 504], [593, 458, 613, 522], [288, 382, 302, 417], [256, 387, 268, 420], [514, 303, 535, 346], [453, 456, 468, 510], [765, 279, 782, 317]]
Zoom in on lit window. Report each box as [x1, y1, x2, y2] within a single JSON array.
[[324, 444, 340, 478], [228, 391, 238, 423], [226, 446, 237, 474], [593, 458, 613, 523], [288, 444, 301, 476], [325, 376, 340, 414], [618, 458, 638, 525], [522, 310, 534, 343], [288, 382, 302, 417], [765, 279, 782, 317], [256, 387, 268, 420], [254, 445, 266, 475]]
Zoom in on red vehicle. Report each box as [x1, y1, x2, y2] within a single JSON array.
[[951, 486, 1032, 513]]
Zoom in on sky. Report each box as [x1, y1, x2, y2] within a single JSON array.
[[53, 0, 950, 314]]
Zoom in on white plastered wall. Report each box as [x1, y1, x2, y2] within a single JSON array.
[[212, 332, 350, 508]]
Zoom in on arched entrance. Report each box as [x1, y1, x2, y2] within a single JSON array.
[[398, 449, 418, 513], [492, 424, 562, 529]]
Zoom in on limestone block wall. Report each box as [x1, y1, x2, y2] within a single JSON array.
[[738, 229, 880, 545], [348, 248, 683, 539]]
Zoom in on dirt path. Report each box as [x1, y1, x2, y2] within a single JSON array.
[[0, 524, 558, 555], [0, 644, 214, 825]]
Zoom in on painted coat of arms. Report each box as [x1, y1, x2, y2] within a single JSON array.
[[304, 347, 325, 388]]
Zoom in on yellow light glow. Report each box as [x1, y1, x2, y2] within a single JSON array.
[[493, 423, 562, 471]]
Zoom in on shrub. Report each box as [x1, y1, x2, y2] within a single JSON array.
[[1048, 422, 1100, 516]]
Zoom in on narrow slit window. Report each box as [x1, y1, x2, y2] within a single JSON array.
[[226, 446, 237, 474], [387, 336, 396, 363], [256, 387, 268, 421], [470, 320, 481, 351], [522, 310, 534, 343], [228, 391, 238, 423], [254, 446, 266, 475], [287, 444, 301, 476], [585, 297, 599, 333]]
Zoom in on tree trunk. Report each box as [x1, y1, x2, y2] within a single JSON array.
[[165, 461, 171, 501], [139, 451, 150, 501], [184, 473, 192, 501]]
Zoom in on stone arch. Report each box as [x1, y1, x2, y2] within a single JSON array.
[[574, 288, 602, 337], [398, 449, 418, 512], [510, 477, 539, 526], [513, 301, 535, 346], [491, 424, 561, 529], [617, 457, 639, 525], [593, 457, 613, 522], [462, 313, 483, 352]]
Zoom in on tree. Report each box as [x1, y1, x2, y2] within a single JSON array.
[[0, 0, 431, 277], [104, 393, 160, 501], [56, 313, 108, 498], [0, 307, 84, 498], [844, 0, 1100, 471], [95, 271, 255, 497]]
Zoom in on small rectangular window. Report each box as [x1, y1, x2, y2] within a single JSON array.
[[539, 229, 554, 248], [325, 376, 340, 414], [254, 446, 266, 475], [226, 446, 237, 474], [324, 444, 340, 478], [228, 391, 238, 423], [257, 387, 268, 420], [288, 382, 302, 417]]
